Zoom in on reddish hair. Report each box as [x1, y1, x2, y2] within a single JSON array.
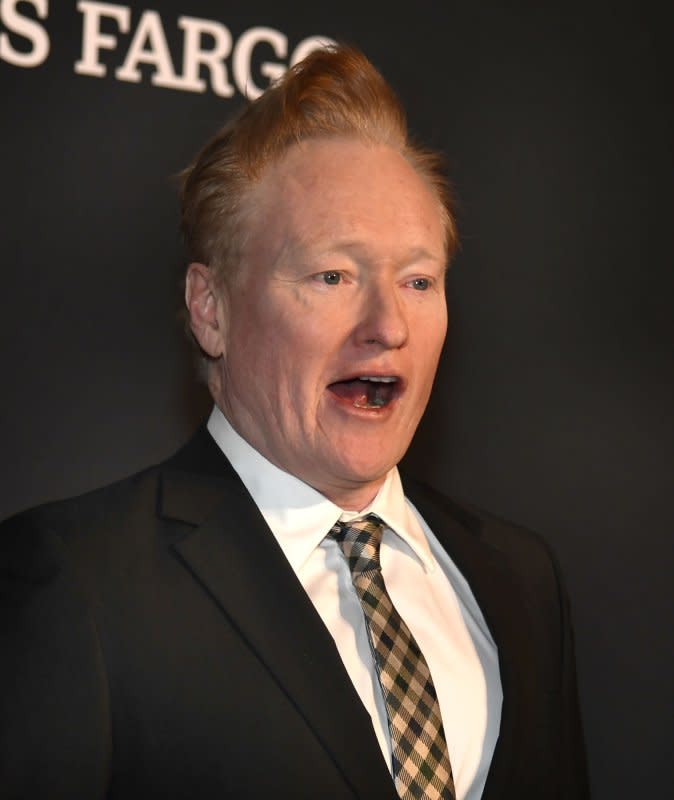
[[180, 44, 458, 284]]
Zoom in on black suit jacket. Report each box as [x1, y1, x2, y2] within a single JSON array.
[[0, 426, 589, 798]]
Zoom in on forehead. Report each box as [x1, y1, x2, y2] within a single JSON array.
[[244, 138, 446, 265]]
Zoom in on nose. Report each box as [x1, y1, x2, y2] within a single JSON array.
[[355, 282, 409, 350]]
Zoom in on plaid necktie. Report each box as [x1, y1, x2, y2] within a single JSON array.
[[330, 514, 455, 800]]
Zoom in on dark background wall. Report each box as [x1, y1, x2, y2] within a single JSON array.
[[1, 2, 671, 796]]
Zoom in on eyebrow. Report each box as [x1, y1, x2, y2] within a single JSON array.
[[319, 240, 446, 268]]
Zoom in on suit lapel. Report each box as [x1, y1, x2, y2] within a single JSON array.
[[159, 431, 396, 798], [404, 480, 536, 799]]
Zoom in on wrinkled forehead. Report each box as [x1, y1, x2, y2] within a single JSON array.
[[239, 137, 448, 270]]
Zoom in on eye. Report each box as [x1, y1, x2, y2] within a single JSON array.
[[318, 271, 341, 285], [409, 277, 430, 291]]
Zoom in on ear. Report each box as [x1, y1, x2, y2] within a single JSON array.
[[185, 263, 227, 359]]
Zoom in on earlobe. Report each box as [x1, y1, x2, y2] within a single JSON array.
[[185, 262, 226, 358]]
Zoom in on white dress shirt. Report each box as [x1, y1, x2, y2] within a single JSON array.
[[208, 406, 502, 800]]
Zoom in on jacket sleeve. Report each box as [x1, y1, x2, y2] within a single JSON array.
[[0, 511, 111, 799]]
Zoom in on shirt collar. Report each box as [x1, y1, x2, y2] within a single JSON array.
[[207, 405, 436, 574]]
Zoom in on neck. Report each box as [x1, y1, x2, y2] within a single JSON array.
[[319, 480, 384, 514]]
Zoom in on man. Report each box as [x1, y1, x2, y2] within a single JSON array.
[[0, 45, 589, 799]]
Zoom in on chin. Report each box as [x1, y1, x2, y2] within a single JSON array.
[[335, 452, 399, 485]]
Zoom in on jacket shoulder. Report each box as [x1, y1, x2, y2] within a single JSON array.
[[0, 423, 226, 585], [0, 464, 163, 586], [403, 475, 563, 584]]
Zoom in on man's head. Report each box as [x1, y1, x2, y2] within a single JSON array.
[[183, 44, 457, 509]]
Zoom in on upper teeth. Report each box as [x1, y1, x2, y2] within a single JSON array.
[[359, 376, 397, 383]]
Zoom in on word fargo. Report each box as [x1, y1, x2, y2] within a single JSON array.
[[0, 0, 335, 99]]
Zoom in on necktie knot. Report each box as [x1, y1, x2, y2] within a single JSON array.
[[330, 513, 384, 576]]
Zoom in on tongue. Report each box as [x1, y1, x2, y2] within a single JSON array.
[[329, 379, 392, 408]]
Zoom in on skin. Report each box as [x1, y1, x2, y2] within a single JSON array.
[[186, 137, 448, 511]]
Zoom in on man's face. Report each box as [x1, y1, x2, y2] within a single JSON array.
[[215, 137, 448, 509]]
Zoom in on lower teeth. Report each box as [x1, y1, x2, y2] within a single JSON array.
[[354, 396, 387, 409]]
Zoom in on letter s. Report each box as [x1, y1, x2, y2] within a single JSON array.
[[0, 0, 50, 68]]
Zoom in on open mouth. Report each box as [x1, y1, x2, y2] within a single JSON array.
[[327, 376, 401, 409]]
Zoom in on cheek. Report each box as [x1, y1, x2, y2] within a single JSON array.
[[229, 314, 318, 403], [223, 308, 277, 397], [431, 322, 448, 367], [414, 307, 447, 376]]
